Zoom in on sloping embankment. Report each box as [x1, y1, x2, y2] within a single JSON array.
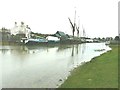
[[59, 45, 118, 88]]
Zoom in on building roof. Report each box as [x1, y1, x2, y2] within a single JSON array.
[[55, 31, 66, 36], [54, 31, 69, 40]]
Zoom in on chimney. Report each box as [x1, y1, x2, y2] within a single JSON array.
[[15, 22, 17, 27], [21, 22, 24, 27]]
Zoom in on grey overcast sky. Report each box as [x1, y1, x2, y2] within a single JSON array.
[[0, 0, 119, 38]]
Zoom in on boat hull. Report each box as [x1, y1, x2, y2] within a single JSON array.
[[25, 40, 81, 45]]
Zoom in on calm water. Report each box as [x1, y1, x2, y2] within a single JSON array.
[[1, 43, 111, 88]]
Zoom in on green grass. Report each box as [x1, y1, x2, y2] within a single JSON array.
[[60, 45, 118, 88]]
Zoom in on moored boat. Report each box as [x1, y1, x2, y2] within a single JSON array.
[[22, 38, 48, 45], [105, 41, 110, 45]]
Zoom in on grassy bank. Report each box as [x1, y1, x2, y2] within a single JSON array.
[[60, 45, 118, 88]]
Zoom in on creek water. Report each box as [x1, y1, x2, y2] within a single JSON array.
[[0, 43, 111, 88]]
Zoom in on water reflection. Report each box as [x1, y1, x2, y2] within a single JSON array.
[[1, 44, 86, 56], [82, 43, 86, 54], [76, 44, 79, 54], [1, 43, 111, 88], [71, 45, 74, 56], [1, 49, 9, 54]]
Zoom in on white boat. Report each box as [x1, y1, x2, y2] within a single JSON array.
[[21, 37, 48, 45], [105, 41, 110, 45]]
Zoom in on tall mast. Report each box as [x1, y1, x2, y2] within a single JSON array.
[[68, 17, 75, 37], [68, 8, 77, 37], [76, 16, 80, 37], [68, 18, 74, 29], [73, 8, 76, 37], [82, 25, 86, 37]]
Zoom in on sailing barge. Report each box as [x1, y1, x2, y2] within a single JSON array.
[[21, 31, 81, 45]]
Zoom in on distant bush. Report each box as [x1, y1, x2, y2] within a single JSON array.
[[114, 36, 120, 41]]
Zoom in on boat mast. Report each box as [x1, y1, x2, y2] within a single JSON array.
[[82, 25, 86, 38], [76, 16, 80, 37], [73, 9, 76, 37], [68, 8, 76, 37]]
